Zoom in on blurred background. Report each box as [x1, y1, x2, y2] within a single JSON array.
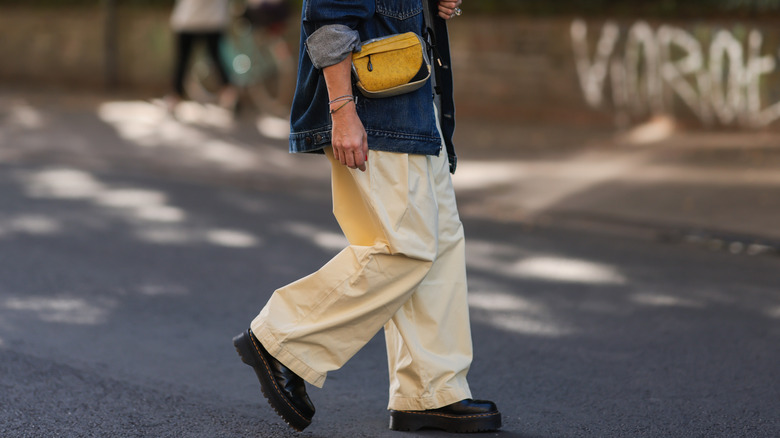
[[7, 0, 778, 237], [4, 0, 780, 126], [4, 1, 780, 147], [1, 2, 780, 437]]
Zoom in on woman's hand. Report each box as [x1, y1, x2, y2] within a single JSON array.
[[437, 0, 462, 20], [331, 104, 368, 172], [323, 57, 368, 172]]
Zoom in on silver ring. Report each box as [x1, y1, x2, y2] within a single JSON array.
[[454, 7, 462, 16]]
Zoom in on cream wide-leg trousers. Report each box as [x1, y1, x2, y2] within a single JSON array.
[[251, 139, 473, 411]]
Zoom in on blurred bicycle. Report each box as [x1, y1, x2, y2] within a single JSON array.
[[185, 0, 296, 118]]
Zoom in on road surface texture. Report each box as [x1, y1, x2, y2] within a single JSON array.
[[0, 90, 778, 437]]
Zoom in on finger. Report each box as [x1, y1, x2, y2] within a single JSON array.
[[438, 1, 461, 19], [345, 151, 356, 169], [438, 1, 458, 11], [356, 153, 366, 172], [438, 6, 455, 19], [359, 146, 369, 172], [336, 148, 350, 167], [353, 150, 367, 172]]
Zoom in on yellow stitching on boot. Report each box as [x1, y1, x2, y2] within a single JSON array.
[[395, 410, 499, 419], [249, 332, 309, 422]]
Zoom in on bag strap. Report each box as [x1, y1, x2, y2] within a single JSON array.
[[422, 0, 433, 32], [421, 0, 444, 95]]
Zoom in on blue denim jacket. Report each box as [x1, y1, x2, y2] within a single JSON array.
[[289, 0, 459, 172]]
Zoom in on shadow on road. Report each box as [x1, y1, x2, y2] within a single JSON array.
[[1, 90, 779, 437]]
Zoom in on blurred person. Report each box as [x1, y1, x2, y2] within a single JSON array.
[[167, 0, 238, 110], [232, 0, 502, 433]]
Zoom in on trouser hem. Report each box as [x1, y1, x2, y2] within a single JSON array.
[[388, 387, 472, 411], [251, 324, 327, 388]]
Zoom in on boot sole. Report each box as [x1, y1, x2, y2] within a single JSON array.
[[389, 409, 502, 433], [233, 331, 312, 432]]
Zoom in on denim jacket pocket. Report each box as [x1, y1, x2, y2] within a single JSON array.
[[375, 0, 422, 20]]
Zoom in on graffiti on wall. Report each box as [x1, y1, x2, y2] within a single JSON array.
[[571, 19, 780, 127]]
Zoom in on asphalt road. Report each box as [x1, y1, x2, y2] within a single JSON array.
[[0, 159, 778, 438]]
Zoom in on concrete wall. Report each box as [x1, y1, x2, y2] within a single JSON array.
[[0, 8, 108, 88], [0, 7, 174, 90], [567, 18, 780, 129], [3, 6, 780, 129], [452, 17, 780, 129]]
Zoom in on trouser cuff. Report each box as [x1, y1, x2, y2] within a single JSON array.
[[251, 324, 328, 388], [388, 387, 472, 411]]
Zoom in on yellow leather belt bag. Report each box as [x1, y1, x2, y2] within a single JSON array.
[[351, 32, 432, 99]]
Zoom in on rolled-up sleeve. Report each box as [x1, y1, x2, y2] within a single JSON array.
[[306, 24, 361, 69]]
